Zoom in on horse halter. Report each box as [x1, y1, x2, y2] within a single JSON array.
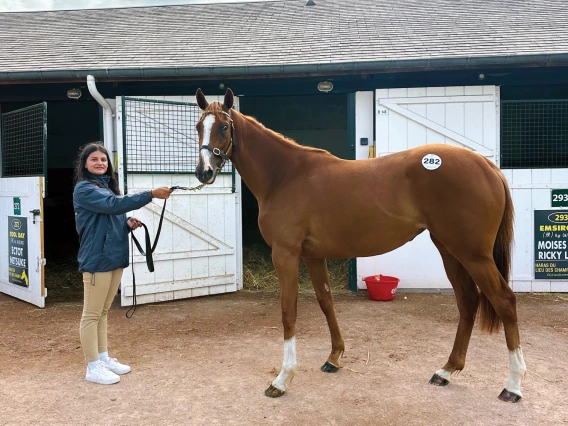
[[200, 110, 235, 171]]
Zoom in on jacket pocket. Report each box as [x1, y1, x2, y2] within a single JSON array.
[[102, 231, 112, 254]]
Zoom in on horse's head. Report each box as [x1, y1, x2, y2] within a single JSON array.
[[195, 88, 235, 184]]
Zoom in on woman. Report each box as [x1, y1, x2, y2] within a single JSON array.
[[73, 142, 171, 385]]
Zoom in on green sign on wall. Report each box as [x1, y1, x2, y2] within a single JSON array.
[[8, 216, 29, 287], [13, 197, 20, 215], [534, 210, 568, 279], [551, 189, 568, 207]]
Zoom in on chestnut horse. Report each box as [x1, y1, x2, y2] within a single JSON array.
[[194, 88, 526, 403]]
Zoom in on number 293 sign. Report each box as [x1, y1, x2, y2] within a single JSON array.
[[551, 189, 568, 207]]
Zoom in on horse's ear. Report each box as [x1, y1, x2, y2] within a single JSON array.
[[196, 88, 209, 110], [224, 88, 234, 110]]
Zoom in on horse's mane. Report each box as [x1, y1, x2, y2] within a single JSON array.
[[204, 102, 331, 155]]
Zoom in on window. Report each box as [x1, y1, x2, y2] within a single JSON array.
[[501, 100, 568, 169]]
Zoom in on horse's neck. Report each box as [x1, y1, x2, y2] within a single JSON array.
[[231, 113, 298, 201]]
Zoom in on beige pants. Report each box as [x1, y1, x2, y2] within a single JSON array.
[[80, 269, 123, 362]]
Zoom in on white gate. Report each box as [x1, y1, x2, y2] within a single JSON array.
[[0, 103, 47, 307], [116, 96, 242, 306], [357, 86, 499, 289]]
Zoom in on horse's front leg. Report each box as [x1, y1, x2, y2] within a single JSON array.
[[303, 257, 345, 373], [265, 246, 300, 398]]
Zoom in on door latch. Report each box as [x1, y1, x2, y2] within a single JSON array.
[[30, 209, 41, 224]]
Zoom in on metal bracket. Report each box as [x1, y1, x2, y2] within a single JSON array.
[[30, 209, 40, 224]]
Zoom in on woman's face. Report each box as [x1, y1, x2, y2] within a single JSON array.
[[85, 150, 108, 175]]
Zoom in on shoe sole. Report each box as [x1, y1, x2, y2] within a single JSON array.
[[107, 367, 131, 375], [86, 376, 120, 385]]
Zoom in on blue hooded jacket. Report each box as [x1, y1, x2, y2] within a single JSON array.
[[73, 174, 153, 273]]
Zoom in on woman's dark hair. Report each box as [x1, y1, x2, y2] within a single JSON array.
[[73, 142, 120, 195]]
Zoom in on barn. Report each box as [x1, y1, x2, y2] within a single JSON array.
[[1, 0, 567, 308]]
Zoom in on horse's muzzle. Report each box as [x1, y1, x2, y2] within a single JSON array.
[[195, 164, 215, 184]]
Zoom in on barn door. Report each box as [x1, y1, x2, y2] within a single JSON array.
[[0, 103, 47, 307], [357, 86, 500, 289], [116, 96, 241, 306]]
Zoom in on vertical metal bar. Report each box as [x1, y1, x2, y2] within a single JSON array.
[[122, 97, 128, 194], [347, 92, 358, 291], [347, 93, 356, 160], [42, 102, 48, 195], [1, 112, 5, 178]]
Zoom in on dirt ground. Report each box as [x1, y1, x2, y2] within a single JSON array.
[[0, 290, 567, 426]]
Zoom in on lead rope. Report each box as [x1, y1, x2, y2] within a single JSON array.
[[126, 183, 205, 318]]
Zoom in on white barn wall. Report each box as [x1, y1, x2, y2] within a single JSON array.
[[355, 87, 568, 292], [504, 168, 568, 293]]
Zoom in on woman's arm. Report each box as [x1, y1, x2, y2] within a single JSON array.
[[74, 182, 152, 215]]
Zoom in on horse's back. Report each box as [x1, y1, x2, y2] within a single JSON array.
[[261, 144, 506, 258]]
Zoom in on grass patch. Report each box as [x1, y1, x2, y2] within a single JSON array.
[[242, 243, 351, 293]]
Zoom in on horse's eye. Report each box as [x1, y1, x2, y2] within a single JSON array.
[[222, 125, 228, 131]]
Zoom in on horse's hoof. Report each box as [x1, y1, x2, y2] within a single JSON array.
[[429, 373, 450, 386], [498, 388, 522, 403], [264, 384, 286, 398], [321, 361, 339, 373]]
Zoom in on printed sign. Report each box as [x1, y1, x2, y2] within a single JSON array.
[[534, 210, 568, 279], [8, 216, 29, 287], [551, 189, 568, 207], [13, 197, 21, 215]]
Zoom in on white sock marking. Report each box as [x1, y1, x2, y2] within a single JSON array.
[[505, 347, 526, 396], [200, 115, 215, 171], [435, 369, 452, 381], [272, 336, 297, 392]]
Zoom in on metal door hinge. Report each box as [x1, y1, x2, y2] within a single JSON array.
[[30, 209, 41, 224]]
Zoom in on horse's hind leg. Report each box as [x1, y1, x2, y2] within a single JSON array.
[[463, 257, 526, 402], [303, 257, 345, 372], [430, 236, 479, 386]]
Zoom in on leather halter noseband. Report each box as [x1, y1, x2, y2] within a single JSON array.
[[199, 110, 235, 171]]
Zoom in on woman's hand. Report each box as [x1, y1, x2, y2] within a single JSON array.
[[127, 217, 143, 230], [151, 187, 172, 199]]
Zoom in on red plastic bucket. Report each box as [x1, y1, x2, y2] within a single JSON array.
[[363, 275, 400, 301]]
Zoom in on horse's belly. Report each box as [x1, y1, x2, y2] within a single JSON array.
[[301, 218, 424, 259]]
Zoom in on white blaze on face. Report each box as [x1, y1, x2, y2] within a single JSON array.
[[200, 114, 216, 171], [505, 347, 526, 396], [272, 336, 297, 392]]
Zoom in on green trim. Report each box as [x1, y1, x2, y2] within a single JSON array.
[[347, 93, 358, 291], [2, 103, 44, 117], [124, 97, 198, 107], [121, 96, 128, 194], [127, 171, 232, 175], [349, 259, 358, 292], [98, 105, 104, 141], [347, 93, 356, 160], [502, 99, 568, 103], [42, 102, 47, 195], [2, 53, 568, 82]]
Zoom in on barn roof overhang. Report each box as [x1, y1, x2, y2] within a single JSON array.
[[2, 53, 568, 85]]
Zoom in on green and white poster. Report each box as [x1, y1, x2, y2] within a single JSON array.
[[534, 210, 568, 279], [8, 216, 29, 287]]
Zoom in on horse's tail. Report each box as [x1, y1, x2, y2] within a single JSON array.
[[478, 158, 515, 334]]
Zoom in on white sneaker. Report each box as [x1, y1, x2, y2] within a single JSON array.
[[100, 357, 131, 375], [86, 361, 120, 385]]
